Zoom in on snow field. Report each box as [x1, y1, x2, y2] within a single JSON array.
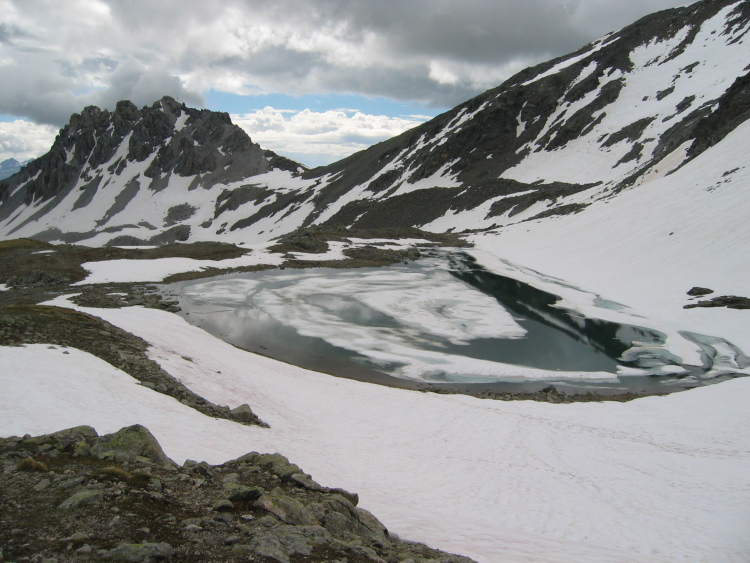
[[2, 295, 748, 562]]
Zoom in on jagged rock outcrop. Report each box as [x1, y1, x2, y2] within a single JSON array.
[[0, 425, 476, 562]]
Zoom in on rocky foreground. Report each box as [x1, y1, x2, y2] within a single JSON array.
[[0, 425, 475, 563]]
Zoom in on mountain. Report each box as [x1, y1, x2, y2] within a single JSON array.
[[0, 158, 23, 181], [0, 97, 304, 245], [0, 0, 748, 246]]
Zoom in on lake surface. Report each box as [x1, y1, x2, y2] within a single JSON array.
[[164, 250, 742, 394]]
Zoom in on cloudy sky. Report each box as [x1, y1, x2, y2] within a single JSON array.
[[0, 0, 688, 167]]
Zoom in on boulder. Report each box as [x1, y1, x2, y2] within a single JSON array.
[[223, 482, 262, 502], [58, 489, 104, 509], [253, 489, 318, 526], [229, 403, 263, 425], [103, 542, 174, 562], [92, 425, 175, 469], [231, 525, 331, 563], [257, 453, 302, 481]]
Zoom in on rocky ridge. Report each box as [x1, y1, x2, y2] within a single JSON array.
[[297, 0, 750, 232], [0, 96, 303, 245], [0, 425, 475, 562]]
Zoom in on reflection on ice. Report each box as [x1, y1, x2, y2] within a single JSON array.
[[168, 251, 747, 386]]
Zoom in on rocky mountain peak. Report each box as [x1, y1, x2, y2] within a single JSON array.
[[0, 96, 305, 243]]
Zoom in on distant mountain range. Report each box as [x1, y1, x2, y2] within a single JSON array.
[[0, 0, 748, 246], [0, 158, 26, 181]]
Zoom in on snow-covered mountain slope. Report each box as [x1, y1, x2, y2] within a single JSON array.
[[1, 0, 748, 246], [0, 96, 304, 245], [304, 0, 750, 232]]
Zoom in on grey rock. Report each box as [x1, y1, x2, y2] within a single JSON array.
[[102, 542, 174, 562], [183, 459, 212, 476], [213, 498, 234, 511], [57, 476, 85, 490], [231, 525, 331, 563], [229, 403, 263, 425], [257, 453, 301, 481], [223, 481, 262, 502], [322, 510, 360, 536], [288, 473, 359, 505], [684, 294, 750, 310], [322, 494, 389, 543], [92, 425, 175, 469], [58, 489, 104, 509], [354, 506, 389, 541], [33, 478, 51, 491], [224, 535, 241, 545], [289, 472, 324, 491], [253, 489, 318, 526], [63, 532, 90, 543]]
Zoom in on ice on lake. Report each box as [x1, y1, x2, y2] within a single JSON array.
[[167, 252, 744, 386]]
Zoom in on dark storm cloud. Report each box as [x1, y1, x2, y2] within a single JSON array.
[[0, 22, 27, 44]]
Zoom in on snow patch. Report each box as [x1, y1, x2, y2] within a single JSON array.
[[4, 300, 750, 562]]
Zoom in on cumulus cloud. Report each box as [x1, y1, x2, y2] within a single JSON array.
[[232, 107, 427, 167], [0, 119, 59, 162]]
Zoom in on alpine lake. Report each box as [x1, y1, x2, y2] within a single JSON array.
[[162, 249, 743, 397]]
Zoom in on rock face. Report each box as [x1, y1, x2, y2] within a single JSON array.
[[0, 0, 748, 245], [0, 425, 476, 562]]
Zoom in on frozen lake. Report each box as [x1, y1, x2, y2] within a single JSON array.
[[165, 250, 741, 393]]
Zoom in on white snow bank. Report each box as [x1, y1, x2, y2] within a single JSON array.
[[3, 300, 748, 562]]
